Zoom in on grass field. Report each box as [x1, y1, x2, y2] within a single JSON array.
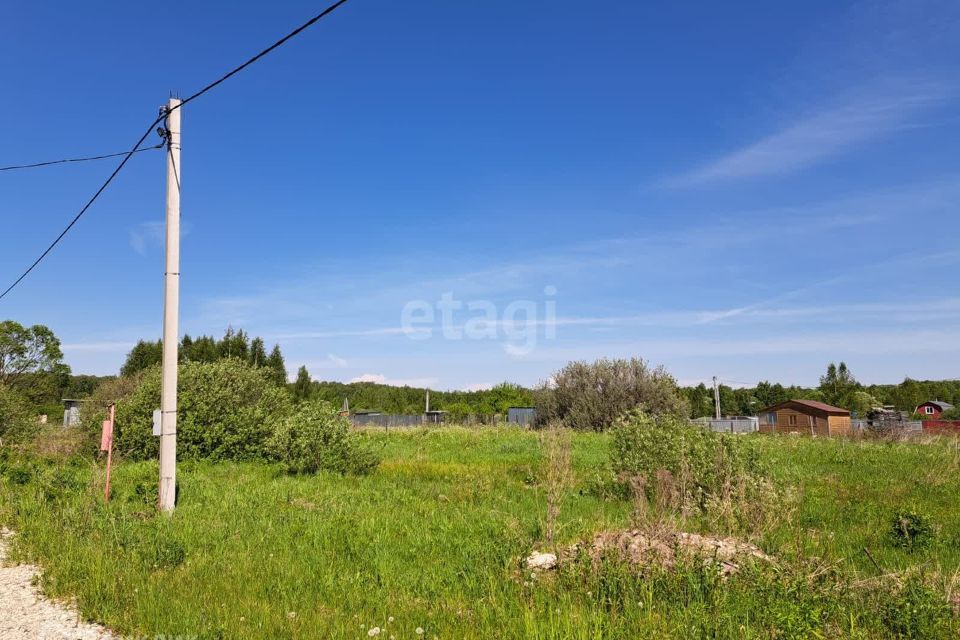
[[2, 427, 960, 639]]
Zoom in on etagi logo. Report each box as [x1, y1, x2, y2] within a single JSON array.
[[400, 286, 557, 355]]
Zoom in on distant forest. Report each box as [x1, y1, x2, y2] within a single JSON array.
[[93, 337, 960, 419]]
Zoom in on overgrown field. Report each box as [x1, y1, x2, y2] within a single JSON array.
[[2, 428, 960, 639]]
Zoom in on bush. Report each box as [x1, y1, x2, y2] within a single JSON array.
[[0, 385, 34, 442], [534, 358, 688, 431], [609, 410, 775, 531], [443, 402, 471, 424], [115, 359, 291, 461], [267, 400, 380, 475], [880, 576, 952, 638], [78, 373, 145, 454], [889, 508, 935, 550]]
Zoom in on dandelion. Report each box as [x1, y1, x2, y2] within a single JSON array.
[[368, 627, 381, 637], [388, 616, 395, 623], [416, 628, 425, 635], [287, 612, 297, 620]]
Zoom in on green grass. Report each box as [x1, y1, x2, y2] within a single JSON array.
[[2, 428, 959, 639]]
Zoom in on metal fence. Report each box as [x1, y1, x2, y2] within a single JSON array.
[[507, 407, 536, 426], [705, 418, 758, 433], [351, 414, 425, 429], [350, 413, 507, 429]]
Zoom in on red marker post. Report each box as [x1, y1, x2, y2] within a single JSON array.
[[101, 404, 115, 502]]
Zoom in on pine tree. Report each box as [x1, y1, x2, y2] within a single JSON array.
[[180, 334, 194, 362], [120, 340, 163, 376], [293, 365, 312, 402], [265, 345, 288, 386], [249, 337, 267, 368]]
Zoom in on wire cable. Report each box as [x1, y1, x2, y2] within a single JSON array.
[[0, 121, 161, 301], [0, 144, 163, 172], [175, 0, 351, 112], [0, 0, 352, 301]]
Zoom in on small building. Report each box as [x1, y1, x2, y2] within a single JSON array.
[[507, 407, 536, 426], [915, 400, 954, 420], [758, 399, 851, 437], [62, 398, 85, 427]]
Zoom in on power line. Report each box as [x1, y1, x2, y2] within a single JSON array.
[[0, 144, 163, 172], [0, 122, 161, 301], [0, 0, 353, 301], [175, 0, 351, 111]]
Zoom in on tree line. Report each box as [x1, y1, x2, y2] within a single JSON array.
[[683, 362, 960, 418], [120, 327, 288, 386], [289, 366, 533, 416]]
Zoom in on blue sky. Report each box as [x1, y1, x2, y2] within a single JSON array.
[[2, 0, 959, 390]]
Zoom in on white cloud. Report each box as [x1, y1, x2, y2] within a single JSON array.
[[61, 341, 134, 353], [129, 220, 193, 256], [462, 382, 493, 392], [667, 80, 948, 187], [349, 373, 440, 388], [129, 222, 165, 256]]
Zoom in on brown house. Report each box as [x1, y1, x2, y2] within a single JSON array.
[[758, 399, 851, 437]]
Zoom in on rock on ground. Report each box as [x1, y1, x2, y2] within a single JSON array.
[[528, 529, 775, 577], [525, 551, 558, 570], [0, 528, 116, 640]]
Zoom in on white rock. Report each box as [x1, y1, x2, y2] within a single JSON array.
[[525, 551, 558, 570]]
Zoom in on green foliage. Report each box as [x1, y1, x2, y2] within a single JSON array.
[[264, 345, 288, 386], [939, 407, 960, 420], [306, 380, 532, 416], [115, 358, 291, 461], [0, 320, 64, 388], [0, 384, 32, 440], [3, 431, 960, 638], [121, 328, 288, 385], [819, 361, 858, 407], [880, 576, 953, 638], [681, 368, 960, 415], [847, 390, 880, 416], [889, 508, 935, 550], [120, 340, 163, 377], [609, 410, 772, 528], [442, 401, 471, 423], [292, 365, 312, 403], [536, 358, 689, 431], [266, 400, 379, 475]]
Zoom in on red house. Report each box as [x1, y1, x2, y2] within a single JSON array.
[[915, 400, 954, 419]]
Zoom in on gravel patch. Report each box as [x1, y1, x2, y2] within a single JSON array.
[[0, 528, 116, 640]]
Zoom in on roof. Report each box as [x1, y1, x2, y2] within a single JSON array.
[[759, 399, 850, 416], [918, 400, 955, 411]]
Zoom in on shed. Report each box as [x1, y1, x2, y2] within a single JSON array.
[[758, 399, 851, 437], [915, 400, 954, 420], [62, 398, 86, 427], [507, 407, 536, 426]]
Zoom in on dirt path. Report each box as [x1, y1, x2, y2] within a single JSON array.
[[0, 528, 116, 640]]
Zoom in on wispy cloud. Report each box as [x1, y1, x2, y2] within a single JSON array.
[[349, 373, 439, 388], [667, 80, 948, 187], [61, 341, 134, 353], [129, 220, 193, 255]]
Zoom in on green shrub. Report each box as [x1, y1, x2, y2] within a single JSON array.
[[267, 400, 380, 475], [443, 402, 471, 424], [0, 385, 33, 441], [115, 359, 291, 461], [609, 410, 774, 529], [535, 358, 689, 431], [889, 508, 935, 550], [880, 577, 952, 638]]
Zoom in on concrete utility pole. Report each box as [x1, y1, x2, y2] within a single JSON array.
[[159, 98, 181, 513], [712, 376, 721, 419]]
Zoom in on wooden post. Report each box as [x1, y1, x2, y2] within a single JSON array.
[[102, 403, 115, 502]]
